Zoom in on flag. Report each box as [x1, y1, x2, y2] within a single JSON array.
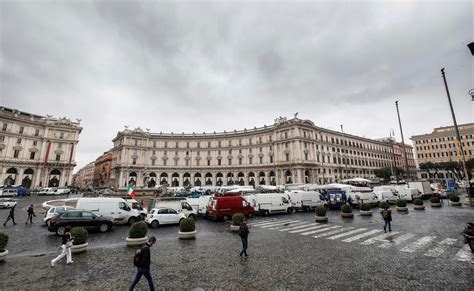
[[127, 185, 135, 198]]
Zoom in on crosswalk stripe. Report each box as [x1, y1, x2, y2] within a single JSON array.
[[269, 221, 308, 230], [360, 232, 400, 246], [301, 225, 340, 236], [313, 227, 354, 238], [424, 238, 457, 257], [289, 224, 329, 234], [260, 220, 301, 228], [379, 233, 416, 249], [279, 223, 314, 232], [326, 228, 368, 240], [250, 219, 281, 225], [342, 229, 383, 242], [453, 244, 472, 262], [400, 236, 436, 253], [252, 219, 293, 227]]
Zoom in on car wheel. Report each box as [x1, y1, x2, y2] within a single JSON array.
[[151, 220, 159, 228], [128, 217, 136, 225], [99, 223, 109, 233], [264, 210, 270, 216], [140, 214, 146, 220], [56, 226, 66, 236], [45, 219, 50, 226]]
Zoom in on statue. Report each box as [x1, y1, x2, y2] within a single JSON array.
[[294, 112, 299, 118]]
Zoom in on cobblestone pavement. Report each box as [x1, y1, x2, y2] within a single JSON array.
[[0, 194, 472, 290]]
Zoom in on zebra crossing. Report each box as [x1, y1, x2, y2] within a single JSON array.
[[250, 218, 471, 263]]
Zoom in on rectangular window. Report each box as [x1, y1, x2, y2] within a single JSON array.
[[305, 153, 308, 160], [207, 160, 211, 166], [60, 132, 64, 139], [134, 139, 138, 146], [165, 142, 168, 148], [239, 158, 242, 165], [218, 141, 221, 147], [196, 159, 200, 166], [56, 154, 61, 161], [218, 159, 222, 166], [33, 140, 37, 146], [35, 129, 39, 136], [185, 160, 189, 166], [2, 123, 7, 131], [174, 159, 178, 166], [249, 158, 252, 164], [239, 140, 242, 146], [259, 157, 263, 164], [17, 138, 22, 144], [13, 150, 20, 158], [132, 158, 137, 165], [197, 142, 200, 148], [151, 159, 155, 166], [19, 126, 24, 134], [285, 154, 289, 161], [228, 159, 232, 165], [153, 141, 156, 147], [0, 136, 4, 142], [270, 156, 273, 163], [163, 159, 167, 166], [30, 152, 35, 160], [208, 141, 211, 147]]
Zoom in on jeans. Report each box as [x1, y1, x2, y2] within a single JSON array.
[[26, 214, 33, 224], [384, 220, 392, 232], [129, 267, 155, 291], [52, 245, 72, 264], [239, 237, 248, 257]]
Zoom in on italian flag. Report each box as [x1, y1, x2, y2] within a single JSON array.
[[127, 185, 135, 198]]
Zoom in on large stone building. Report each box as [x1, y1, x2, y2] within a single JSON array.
[[93, 150, 113, 188], [392, 142, 417, 178], [0, 106, 82, 188], [110, 116, 396, 189], [72, 161, 95, 189]]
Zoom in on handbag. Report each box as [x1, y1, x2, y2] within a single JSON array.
[[66, 241, 73, 248]]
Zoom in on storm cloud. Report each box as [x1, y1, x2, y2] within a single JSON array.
[[1, 0, 473, 170]]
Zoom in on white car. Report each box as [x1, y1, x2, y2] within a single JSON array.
[[0, 198, 17, 208], [43, 206, 74, 225], [145, 208, 186, 228]]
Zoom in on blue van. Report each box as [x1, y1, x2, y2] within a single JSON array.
[[326, 189, 347, 209]]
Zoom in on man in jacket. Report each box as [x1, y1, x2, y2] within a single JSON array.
[[129, 236, 156, 291], [239, 219, 250, 259], [26, 204, 36, 224], [382, 205, 392, 233], [3, 204, 16, 226]]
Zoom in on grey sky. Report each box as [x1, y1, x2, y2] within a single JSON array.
[[1, 0, 473, 171]]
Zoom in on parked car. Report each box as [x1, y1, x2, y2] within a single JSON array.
[[1, 188, 18, 197], [0, 198, 17, 208], [43, 206, 74, 226], [48, 209, 114, 235], [75, 197, 141, 225], [145, 208, 186, 228], [207, 196, 254, 221], [287, 190, 327, 212], [153, 200, 197, 219], [55, 188, 71, 195], [39, 188, 57, 196]]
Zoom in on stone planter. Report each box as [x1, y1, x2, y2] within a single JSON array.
[[360, 210, 372, 216], [450, 202, 462, 207], [396, 206, 408, 212], [230, 224, 240, 232], [413, 205, 425, 210], [430, 202, 442, 208], [179, 230, 196, 240], [126, 236, 148, 247], [315, 215, 328, 222], [71, 242, 88, 254], [0, 250, 8, 262], [341, 212, 354, 218], [464, 198, 474, 206]]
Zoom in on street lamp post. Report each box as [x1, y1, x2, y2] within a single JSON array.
[[395, 101, 411, 182], [389, 129, 396, 179]]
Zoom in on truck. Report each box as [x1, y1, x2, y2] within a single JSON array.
[[286, 190, 326, 211], [75, 197, 141, 225], [407, 181, 433, 198]]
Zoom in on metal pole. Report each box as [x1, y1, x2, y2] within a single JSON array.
[[441, 68, 469, 181], [395, 101, 411, 182], [389, 129, 395, 177]]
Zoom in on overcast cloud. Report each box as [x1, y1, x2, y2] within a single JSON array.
[[1, 0, 473, 171]]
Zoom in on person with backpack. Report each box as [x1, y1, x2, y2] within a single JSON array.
[[3, 204, 16, 226], [129, 236, 157, 291], [238, 219, 250, 259], [382, 205, 392, 233], [26, 204, 36, 224]]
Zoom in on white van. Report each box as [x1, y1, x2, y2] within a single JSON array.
[[186, 196, 212, 217], [396, 188, 421, 201], [287, 190, 326, 211], [346, 187, 379, 206], [55, 188, 71, 195], [154, 200, 197, 219], [252, 193, 293, 215], [373, 191, 397, 204], [75, 197, 141, 225], [124, 199, 148, 219]]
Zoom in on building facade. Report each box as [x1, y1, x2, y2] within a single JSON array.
[[0, 106, 82, 188], [110, 116, 395, 189], [93, 150, 113, 188], [393, 142, 417, 178], [72, 161, 95, 189]]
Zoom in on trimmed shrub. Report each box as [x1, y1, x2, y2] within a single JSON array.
[[430, 197, 440, 203], [315, 206, 327, 216], [396, 200, 407, 207], [449, 195, 460, 202], [0, 233, 8, 251], [360, 203, 371, 211], [232, 213, 244, 226], [379, 201, 389, 209], [71, 227, 88, 245], [128, 221, 148, 238], [179, 218, 195, 232], [413, 199, 423, 205], [341, 204, 352, 213]]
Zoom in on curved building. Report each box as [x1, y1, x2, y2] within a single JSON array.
[[110, 116, 395, 189]]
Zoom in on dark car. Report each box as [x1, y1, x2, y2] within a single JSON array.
[[48, 210, 114, 236]]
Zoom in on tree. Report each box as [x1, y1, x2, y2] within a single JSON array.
[[374, 167, 392, 180]]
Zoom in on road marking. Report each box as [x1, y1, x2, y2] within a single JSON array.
[[289, 224, 329, 234], [313, 227, 354, 238], [252, 219, 293, 227], [269, 221, 308, 230], [379, 233, 416, 249], [360, 232, 400, 246], [301, 225, 340, 236], [250, 219, 281, 226], [260, 220, 301, 228], [400, 236, 436, 253], [342, 229, 383, 242], [326, 228, 368, 240], [279, 223, 315, 232], [424, 238, 457, 257], [453, 244, 472, 262]]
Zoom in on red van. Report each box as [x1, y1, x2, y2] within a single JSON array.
[[207, 196, 254, 220]]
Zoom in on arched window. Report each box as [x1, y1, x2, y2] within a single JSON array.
[[4, 168, 17, 186], [49, 169, 61, 187]]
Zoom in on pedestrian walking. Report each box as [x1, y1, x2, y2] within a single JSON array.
[[129, 236, 157, 291], [51, 226, 73, 267], [462, 222, 474, 264], [3, 205, 16, 226], [238, 218, 250, 259], [347, 196, 353, 206], [25, 204, 36, 224], [382, 205, 392, 233]]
